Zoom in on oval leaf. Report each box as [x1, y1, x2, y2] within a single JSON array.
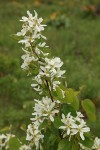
[[82, 99, 96, 122], [53, 116, 63, 129]]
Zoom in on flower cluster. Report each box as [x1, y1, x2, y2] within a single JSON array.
[[26, 124, 44, 150], [17, 10, 47, 72], [92, 137, 100, 150], [31, 96, 60, 124], [59, 112, 90, 141], [21, 50, 38, 70], [0, 134, 15, 149], [17, 10, 46, 47], [17, 10, 65, 95]]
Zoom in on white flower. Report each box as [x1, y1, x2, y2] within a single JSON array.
[[59, 112, 90, 141], [75, 112, 84, 122], [26, 124, 44, 150], [39, 57, 65, 80], [31, 74, 43, 94], [71, 119, 90, 140], [0, 134, 15, 150], [56, 69, 66, 78], [45, 57, 63, 69], [79, 143, 91, 150], [34, 42, 49, 56], [17, 10, 46, 36], [92, 137, 100, 150], [31, 96, 59, 122], [31, 10, 46, 32], [21, 52, 38, 70], [19, 144, 31, 150], [0, 134, 7, 149], [18, 31, 41, 48], [59, 113, 75, 138], [52, 80, 61, 90]]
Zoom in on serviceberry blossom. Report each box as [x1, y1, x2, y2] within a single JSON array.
[[92, 137, 100, 150], [80, 137, 100, 150], [0, 134, 7, 149], [39, 57, 65, 79], [59, 113, 75, 138], [59, 112, 90, 141], [31, 57, 65, 94], [71, 119, 90, 140], [21, 50, 38, 70], [0, 134, 15, 150], [34, 42, 49, 56], [52, 80, 61, 90], [17, 10, 46, 38], [75, 111, 84, 122], [26, 124, 44, 150], [19, 144, 31, 150], [31, 96, 60, 123], [31, 74, 43, 94], [79, 143, 91, 150]]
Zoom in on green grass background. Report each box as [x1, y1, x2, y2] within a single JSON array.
[[0, 0, 100, 138]]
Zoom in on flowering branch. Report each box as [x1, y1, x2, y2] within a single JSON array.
[[15, 10, 100, 150]]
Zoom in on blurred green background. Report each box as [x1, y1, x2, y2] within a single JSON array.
[[0, 0, 100, 138]]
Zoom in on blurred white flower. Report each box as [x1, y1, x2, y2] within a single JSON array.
[[31, 74, 43, 94], [0, 134, 7, 149], [75, 112, 84, 122], [52, 80, 61, 90], [0, 134, 15, 150], [19, 144, 31, 150], [18, 10, 46, 35], [26, 124, 44, 150], [79, 143, 91, 150], [21, 52, 38, 70], [92, 137, 100, 150], [45, 57, 63, 68]]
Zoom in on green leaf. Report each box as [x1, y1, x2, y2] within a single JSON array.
[[81, 137, 94, 148], [82, 99, 96, 122], [9, 137, 20, 150], [53, 116, 63, 129], [71, 91, 79, 110], [58, 139, 70, 150], [63, 88, 79, 110], [56, 86, 64, 99], [61, 104, 77, 117], [65, 88, 74, 103]]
